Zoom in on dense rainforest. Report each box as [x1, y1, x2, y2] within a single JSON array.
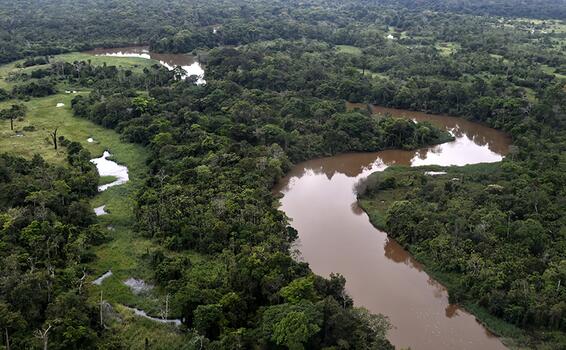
[[0, 0, 565, 349], [359, 78, 566, 344], [0, 144, 102, 348], [2, 0, 566, 63]]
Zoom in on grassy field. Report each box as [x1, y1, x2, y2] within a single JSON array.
[[0, 94, 149, 165], [435, 42, 460, 56], [108, 307, 195, 349], [387, 26, 409, 39], [0, 53, 155, 90], [336, 45, 363, 55], [355, 68, 389, 80], [0, 53, 191, 343], [541, 64, 566, 80]]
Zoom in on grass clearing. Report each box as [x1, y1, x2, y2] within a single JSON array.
[[355, 68, 389, 80], [523, 87, 537, 102], [99, 175, 119, 186], [541, 64, 566, 80], [110, 305, 194, 349], [435, 42, 460, 56], [0, 53, 191, 343], [55, 52, 156, 72], [0, 52, 157, 91], [2, 52, 154, 75], [387, 26, 409, 39], [336, 45, 363, 55], [0, 94, 147, 167]]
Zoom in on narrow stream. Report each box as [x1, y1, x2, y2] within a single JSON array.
[[274, 104, 511, 350]]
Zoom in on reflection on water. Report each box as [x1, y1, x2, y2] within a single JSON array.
[[275, 105, 510, 350], [90, 151, 129, 192], [86, 46, 206, 84]]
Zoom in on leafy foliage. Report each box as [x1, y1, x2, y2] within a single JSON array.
[[0, 146, 102, 349], [1, 0, 566, 348]]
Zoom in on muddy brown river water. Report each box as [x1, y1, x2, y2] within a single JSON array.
[[274, 104, 511, 350], [87, 47, 512, 348]]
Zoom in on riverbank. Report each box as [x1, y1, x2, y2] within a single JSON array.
[[275, 102, 512, 349], [357, 163, 565, 349]]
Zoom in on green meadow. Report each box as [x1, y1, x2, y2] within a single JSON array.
[[0, 52, 190, 344]]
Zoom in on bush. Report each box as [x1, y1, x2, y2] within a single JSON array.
[[12, 79, 56, 98], [0, 88, 9, 101]]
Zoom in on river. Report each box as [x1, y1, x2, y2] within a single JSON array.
[[274, 104, 511, 350], [85, 47, 513, 348]]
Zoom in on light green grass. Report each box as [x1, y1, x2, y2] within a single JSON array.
[[336, 45, 363, 55], [0, 94, 146, 166], [541, 64, 566, 80], [435, 42, 460, 56], [523, 87, 537, 102], [89, 168, 166, 315], [0, 54, 190, 343], [387, 26, 408, 39], [489, 53, 511, 64], [356, 68, 389, 80], [0, 52, 157, 90], [55, 52, 156, 71], [99, 175, 118, 186], [110, 305, 195, 349]]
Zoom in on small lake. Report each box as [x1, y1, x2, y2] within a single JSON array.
[[274, 104, 511, 350], [86, 46, 206, 84]]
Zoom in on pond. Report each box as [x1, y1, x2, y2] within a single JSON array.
[[90, 151, 129, 192], [86, 46, 206, 84]]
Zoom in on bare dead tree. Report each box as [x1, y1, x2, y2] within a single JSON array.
[[27, 256, 36, 273], [46, 264, 55, 303], [156, 169, 168, 233], [34, 324, 52, 350], [50, 128, 58, 150], [192, 334, 204, 350], [5, 327, 10, 350], [159, 293, 171, 321], [77, 268, 87, 295], [100, 291, 104, 326]]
